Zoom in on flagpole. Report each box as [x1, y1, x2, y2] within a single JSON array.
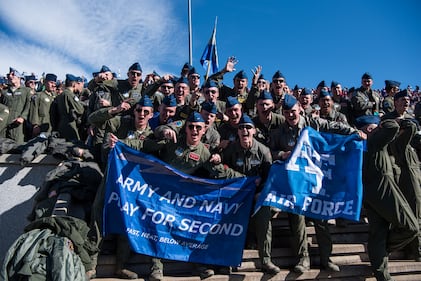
[[188, 0, 193, 65], [205, 17, 217, 82]]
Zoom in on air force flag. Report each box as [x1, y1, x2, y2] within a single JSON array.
[[103, 142, 257, 266], [255, 127, 364, 221]]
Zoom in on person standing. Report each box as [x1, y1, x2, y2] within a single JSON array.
[[269, 94, 363, 273], [1, 67, 31, 144], [350, 72, 381, 123], [52, 74, 85, 142], [29, 73, 57, 137], [222, 114, 281, 274], [355, 115, 418, 281], [382, 89, 421, 262]]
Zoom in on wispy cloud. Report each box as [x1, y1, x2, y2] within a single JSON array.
[[0, 0, 186, 80]]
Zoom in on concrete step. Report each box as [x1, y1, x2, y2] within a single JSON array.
[[92, 261, 421, 280]]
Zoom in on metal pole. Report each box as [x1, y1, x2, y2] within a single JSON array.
[[188, 0, 193, 65]]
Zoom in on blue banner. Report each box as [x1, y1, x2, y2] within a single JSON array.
[[103, 142, 256, 266], [255, 127, 364, 221]]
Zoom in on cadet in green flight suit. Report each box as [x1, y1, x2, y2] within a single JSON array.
[[90, 95, 156, 280], [53, 74, 85, 142], [222, 114, 281, 275], [356, 115, 418, 281], [29, 73, 57, 136], [269, 94, 364, 273], [124, 111, 244, 281], [1, 68, 31, 144], [381, 89, 421, 262]]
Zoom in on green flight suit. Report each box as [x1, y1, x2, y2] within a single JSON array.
[[29, 90, 56, 133], [54, 87, 85, 141], [222, 138, 274, 265], [252, 112, 284, 146], [363, 119, 418, 281], [386, 117, 421, 259], [1, 86, 31, 144], [89, 110, 156, 274]]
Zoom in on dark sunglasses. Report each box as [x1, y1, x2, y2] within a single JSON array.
[[188, 124, 203, 131], [135, 108, 151, 115], [239, 124, 253, 130], [272, 79, 285, 84], [161, 85, 174, 89], [190, 75, 200, 79], [130, 71, 142, 77]]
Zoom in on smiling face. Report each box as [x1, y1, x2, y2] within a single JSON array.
[[237, 123, 255, 149], [319, 95, 333, 115], [185, 121, 205, 146], [128, 70, 142, 87], [394, 96, 410, 115], [283, 103, 302, 127], [226, 104, 242, 125], [134, 105, 153, 130]]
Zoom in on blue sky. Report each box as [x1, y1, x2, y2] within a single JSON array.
[[0, 0, 420, 90]]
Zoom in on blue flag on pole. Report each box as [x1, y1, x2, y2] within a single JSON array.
[[254, 127, 364, 221], [103, 142, 256, 266], [200, 20, 219, 77]]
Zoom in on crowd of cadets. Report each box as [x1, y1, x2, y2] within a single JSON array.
[[1, 58, 420, 281]]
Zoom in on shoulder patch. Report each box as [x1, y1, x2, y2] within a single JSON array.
[[173, 120, 184, 128], [189, 152, 200, 161]]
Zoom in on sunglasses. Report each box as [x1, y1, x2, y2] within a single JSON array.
[[239, 124, 253, 130], [161, 85, 174, 89], [187, 124, 203, 131], [272, 79, 285, 84], [135, 108, 151, 115], [190, 75, 200, 79], [130, 72, 142, 77]]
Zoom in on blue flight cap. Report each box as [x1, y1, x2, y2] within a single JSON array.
[[226, 96, 240, 108], [129, 62, 142, 72], [317, 80, 326, 88], [188, 67, 200, 76], [258, 74, 265, 80], [203, 79, 218, 88], [99, 65, 111, 73], [136, 95, 153, 107], [272, 70, 285, 80], [9, 67, 22, 78], [0, 76, 7, 84], [201, 101, 217, 114], [187, 111, 205, 123], [283, 94, 298, 110], [162, 94, 177, 107], [45, 73, 57, 82], [300, 88, 312, 96], [354, 115, 380, 129], [25, 75, 37, 81], [385, 80, 401, 88], [319, 89, 332, 98], [362, 72, 373, 80], [331, 81, 340, 88], [152, 70, 160, 77], [394, 89, 410, 100], [257, 90, 273, 100], [239, 114, 254, 127], [66, 74, 78, 82], [234, 70, 248, 80], [182, 63, 193, 71], [176, 77, 189, 85]]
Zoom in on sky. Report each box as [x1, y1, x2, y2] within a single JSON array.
[[0, 0, 420, 90]]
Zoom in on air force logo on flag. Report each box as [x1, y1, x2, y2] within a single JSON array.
[[255, 127, 364, 221]]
